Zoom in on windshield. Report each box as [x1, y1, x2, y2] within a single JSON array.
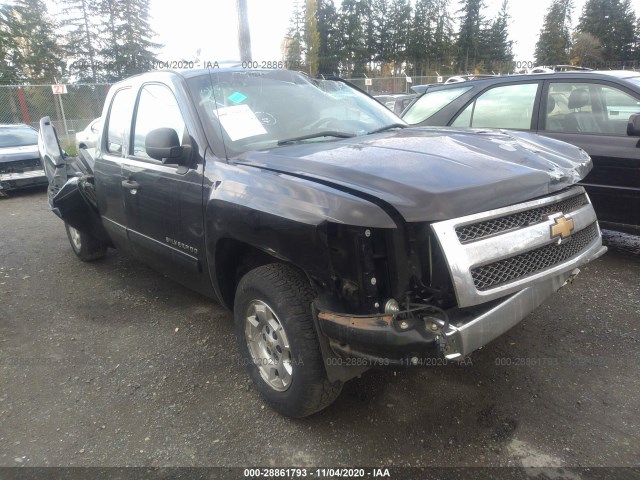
[[0, 126, 38, 148], [403, 86, 472, 125], [188, 69, 404, 157]]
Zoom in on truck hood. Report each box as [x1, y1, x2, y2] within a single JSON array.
[[234, 127, 592, 222]]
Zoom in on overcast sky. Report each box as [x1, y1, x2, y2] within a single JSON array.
[[54, 0, 640, 70]]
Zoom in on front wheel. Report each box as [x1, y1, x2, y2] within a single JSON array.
[[64, 222, 107, 262], [234, 263, 342, 417]]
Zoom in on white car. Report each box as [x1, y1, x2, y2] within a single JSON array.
[[75, 118, 101, 150], [0, 123, 47, 195]]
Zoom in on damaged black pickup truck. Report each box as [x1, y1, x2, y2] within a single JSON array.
[[38, 68, 607, 417]]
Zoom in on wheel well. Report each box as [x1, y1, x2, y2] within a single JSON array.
[[215, 238, 285, 309]]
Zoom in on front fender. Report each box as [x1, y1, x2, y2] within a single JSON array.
[[203, 161, 397, 308]]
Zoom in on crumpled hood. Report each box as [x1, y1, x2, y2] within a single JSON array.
[[234, 127, 592, 222]]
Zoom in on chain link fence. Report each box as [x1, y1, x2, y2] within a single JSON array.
[[4, 66, 640, 147], [345, 75, 441, 95], [0, 83, 112, 150]]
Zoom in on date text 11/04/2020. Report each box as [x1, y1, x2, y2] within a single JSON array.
[[243, 468, 391, 478]]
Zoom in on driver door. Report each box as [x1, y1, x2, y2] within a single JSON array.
[[121, 82, 207, 291]]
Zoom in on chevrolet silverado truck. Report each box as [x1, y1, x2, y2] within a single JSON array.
[[38, 68, 607, 417]]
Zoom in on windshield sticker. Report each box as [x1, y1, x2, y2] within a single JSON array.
[[228, 92, 247, 104], [213, 105, 267, 141]]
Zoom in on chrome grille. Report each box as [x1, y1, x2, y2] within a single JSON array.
[[471, 223, 599, 290], [456, 193, 588, 243]]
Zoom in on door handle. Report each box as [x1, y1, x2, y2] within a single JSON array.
[[122, 179, 140, 190]]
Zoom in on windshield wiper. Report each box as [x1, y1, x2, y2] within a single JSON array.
[[277, 131, 355, 146], [367, 123, 408, 135]]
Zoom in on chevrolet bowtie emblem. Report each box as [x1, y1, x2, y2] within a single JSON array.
[[550, 215, 574, 240]]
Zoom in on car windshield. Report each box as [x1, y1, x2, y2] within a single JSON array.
[[188, 69, 404, 156], [0, 126, 38, 148], [403, 86, 472, 124]]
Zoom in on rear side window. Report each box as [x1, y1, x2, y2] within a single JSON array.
[[451, 83, 539, 130], [403, 86, 471, 124], [544, 82, 640, 135], [106, 88, 132, 154]]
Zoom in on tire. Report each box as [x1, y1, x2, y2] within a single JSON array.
[[234, 263, 342, 417], [64, 222, 107, 262]]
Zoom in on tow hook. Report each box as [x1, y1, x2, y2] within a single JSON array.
[[561, 268, 581, 288], [436, 334, 447, 356]]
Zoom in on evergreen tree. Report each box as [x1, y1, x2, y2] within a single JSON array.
[[408, 0, 435, 74], [534, 0, 573, 65], [455, 0, 486, 72], [0, 4, 22, 85], [284, 1, 304, 70], [304, 0, 320, 76], [96, 0, 159, 81], [8, 0, 64, 83], [337, 0, 369, 75], [59, 0, 100, 82], [97, 0, 123, 81], [482, 0, 513, 73], [433, 0, 455, 74], [316, 0, 339, 75], [387, 0, 411, 74], [634, 16, 640, 62], [116, 0, 160, 77], [577, 0, 635, 63], [370, 0, 392, 68]]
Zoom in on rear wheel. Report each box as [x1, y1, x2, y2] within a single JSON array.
[[234, 263, 342, 417], [64, 222, 107, 261]]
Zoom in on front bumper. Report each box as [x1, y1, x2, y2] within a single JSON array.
[[0, 169, 48, 192], [318, 251, 606, 365]]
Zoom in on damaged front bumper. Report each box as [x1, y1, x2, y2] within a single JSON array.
[[0, 169, 48, 193], [318, 259, 605, 366]]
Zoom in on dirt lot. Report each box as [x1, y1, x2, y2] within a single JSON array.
[[1, 188, 639, 475]]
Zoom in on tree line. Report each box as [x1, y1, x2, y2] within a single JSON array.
[[0, 0, 638, 86], [535, 0, 637, 67], [284, 0, 514, 77], [0, 0, 158, 85], [286, 0, 640, 78]]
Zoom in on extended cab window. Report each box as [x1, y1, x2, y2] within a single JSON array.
[[106, 88, 133, 154], [451, 83, 539, 129], [545, 82, 640, 135], [132, 84, 186, 159], [403, 86, 471, 124]]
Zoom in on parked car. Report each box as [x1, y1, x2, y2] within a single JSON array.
[[391, 94, 416, 115], [38, 68, 605, 417], [373, 93, 416, 114], [75, 117, 102, 150], [402, 70, 640, 234], [0, 124, 47, 196]]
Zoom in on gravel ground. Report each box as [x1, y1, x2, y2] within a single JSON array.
[[1, 188, 639, 475]]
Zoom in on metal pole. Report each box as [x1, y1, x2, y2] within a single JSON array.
[[237, 0, 252, 62], [58, 94, 69, 144]]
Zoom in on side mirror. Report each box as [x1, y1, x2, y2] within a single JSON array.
[[145, 128, 184, 163], [627, 114, 640, 136]]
